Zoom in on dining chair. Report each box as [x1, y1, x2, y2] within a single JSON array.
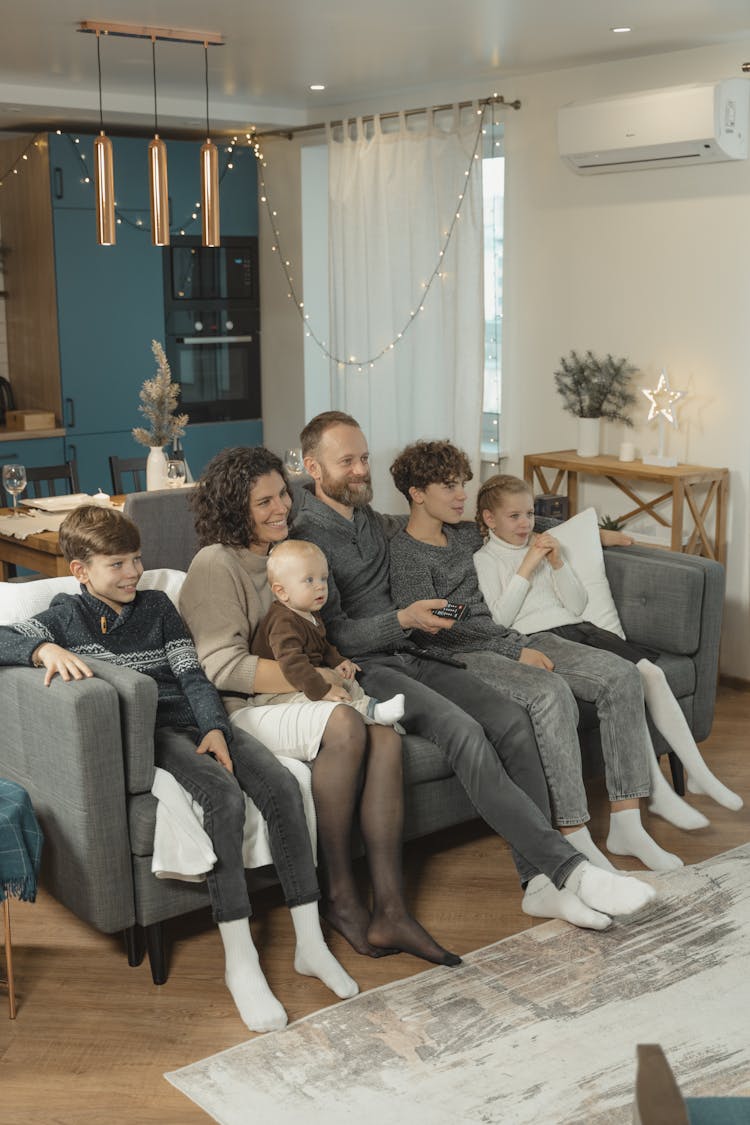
[[109, 455, 147, 494], [25, 460, 80, 498]]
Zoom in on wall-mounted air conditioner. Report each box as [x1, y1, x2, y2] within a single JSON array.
[[558, 79, 749, 173]]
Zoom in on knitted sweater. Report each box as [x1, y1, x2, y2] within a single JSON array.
[[473, 530, 588, 634], [0, 587, 231, 739], [388, 523, 528, 661], [292, 488, 414, 660], [251, 601, 344, 701], [178, 543, 274, 714]]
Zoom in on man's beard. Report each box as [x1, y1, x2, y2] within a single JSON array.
[[320, 466, 373, 508]]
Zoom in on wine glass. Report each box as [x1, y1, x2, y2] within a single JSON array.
[[284, 448, 304, 477], [166, 460, 187, 488], [2, 463, 27, 516]]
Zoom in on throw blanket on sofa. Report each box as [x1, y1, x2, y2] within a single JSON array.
[[0, 779, 44, 903], [151, 759, 317, 881]]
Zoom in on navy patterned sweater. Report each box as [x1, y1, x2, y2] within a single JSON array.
[[0, 587, 232, 740]]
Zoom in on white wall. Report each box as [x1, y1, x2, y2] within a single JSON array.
[[259, 38, 750, 677]]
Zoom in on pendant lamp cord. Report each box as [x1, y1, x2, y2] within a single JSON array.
[[96, 31, 104, 131], [152, 37, 159, 134], [204, 42, 210, 139]]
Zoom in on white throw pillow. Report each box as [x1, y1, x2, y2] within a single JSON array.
[[0, 568, 186, 625], [548, 507, 625, 638]]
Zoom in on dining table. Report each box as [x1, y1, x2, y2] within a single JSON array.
[[0, 497, 125, 581]]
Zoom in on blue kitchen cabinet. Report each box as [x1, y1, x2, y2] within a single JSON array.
[[180, 420, 263, 481], [0, 437, 66, 471], [52, 207, 165, 436]]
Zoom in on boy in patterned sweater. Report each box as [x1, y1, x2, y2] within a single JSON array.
[[0, 505, 357, 1032]]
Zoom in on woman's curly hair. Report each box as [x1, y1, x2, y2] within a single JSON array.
[[191, 446, 288, 548]]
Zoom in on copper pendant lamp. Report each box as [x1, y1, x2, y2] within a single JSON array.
[[200, 42, 220, 247], [93, 30, 116, 246], [148, 37, 170, 246]]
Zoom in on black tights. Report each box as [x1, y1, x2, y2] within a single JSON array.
[[311, 706, 460, 966]]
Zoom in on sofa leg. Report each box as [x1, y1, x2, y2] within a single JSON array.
[[124, 924, 144, 967], [668, 752, 686, 796], [145, 922, 168, 985]]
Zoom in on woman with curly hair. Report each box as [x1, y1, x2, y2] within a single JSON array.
[[179, 446, 459, 969]]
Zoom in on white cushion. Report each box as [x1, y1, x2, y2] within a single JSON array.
[[548, 507, 625, 638], [0, 568, 186, 625]]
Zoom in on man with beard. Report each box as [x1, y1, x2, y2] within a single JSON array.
[[291, 411, 656, 928]]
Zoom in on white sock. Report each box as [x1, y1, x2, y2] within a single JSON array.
[[290, 903, 359, 999], [564, 825, 617, 871], [637, 659, 743, 812], [687, 772, 743, 811], [372, 693, 406, 727], [219, 919, 288, 1033], [564, 861, 658, 917], [606, 808, 683, 872], [647, 752, 709, 830], [522, 874, 612, 931]]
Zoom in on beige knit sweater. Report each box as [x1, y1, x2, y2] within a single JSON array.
[[179, 543, 273, 715]]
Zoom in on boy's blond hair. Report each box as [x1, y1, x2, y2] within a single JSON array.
[[58, 505, 141, 564], [475, 474, 533, 537], [267, 539, 326, 589]]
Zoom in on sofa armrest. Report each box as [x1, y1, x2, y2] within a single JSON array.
[[83, 658, 158, 794], [605, 547, 724, 741], [0, 666, 139, 932]]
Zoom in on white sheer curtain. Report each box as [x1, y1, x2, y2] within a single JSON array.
[[327, 107, 484, 510]]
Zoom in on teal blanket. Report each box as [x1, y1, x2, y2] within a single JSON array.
[[0, 779, 43, 903]]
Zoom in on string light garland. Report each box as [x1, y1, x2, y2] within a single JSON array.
[[252, 97, 503, 371], [1, 90, 513, 378], [0, 134, 44, 190]]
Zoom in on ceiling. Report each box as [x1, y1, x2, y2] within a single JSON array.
[[1, 0, 750, 135]]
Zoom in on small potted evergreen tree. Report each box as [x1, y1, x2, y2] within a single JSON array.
[[554, 350, 636, 456], [133, 340, 189, 490]]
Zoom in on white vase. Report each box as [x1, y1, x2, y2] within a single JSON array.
[[576, 417, 600, 458], [146, 445, 168, 491]]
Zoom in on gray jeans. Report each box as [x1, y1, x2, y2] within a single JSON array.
[[359, 653, 583, 888], [155, 725, 321, 923], [459, 633, 651, 827]]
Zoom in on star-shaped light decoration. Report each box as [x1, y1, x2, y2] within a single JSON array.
[[641, 369, 687, 427]]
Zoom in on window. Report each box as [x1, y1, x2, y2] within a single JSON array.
[[482, 124, 504, 467]]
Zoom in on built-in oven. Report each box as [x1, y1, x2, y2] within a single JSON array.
[[163, 238, 261, 424]]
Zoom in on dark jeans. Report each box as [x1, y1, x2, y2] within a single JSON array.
[[155, 725, 320, 923], [359, 654, 582, 888]]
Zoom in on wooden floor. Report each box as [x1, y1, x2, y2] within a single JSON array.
[[2, 685, 749, 1124]]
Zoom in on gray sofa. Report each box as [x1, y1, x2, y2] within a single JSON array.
[[0, 488, 725, 984]]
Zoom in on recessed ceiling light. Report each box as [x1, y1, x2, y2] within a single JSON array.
[[611, 26, 632, 33], [310, 84, 326, 91]]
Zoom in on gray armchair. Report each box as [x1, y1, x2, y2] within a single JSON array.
[[0, 510, 725, 985]]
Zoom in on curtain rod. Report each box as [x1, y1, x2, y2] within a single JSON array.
[[256, 93, 520, 139]]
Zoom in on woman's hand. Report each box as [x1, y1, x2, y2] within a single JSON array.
[[196, 729, 234, 773], [34, 643, 94, 687]]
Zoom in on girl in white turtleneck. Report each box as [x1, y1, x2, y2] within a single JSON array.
[[473, 474, 742, 818]]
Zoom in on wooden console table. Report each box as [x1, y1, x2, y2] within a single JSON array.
[[523, 450, 729, 565]]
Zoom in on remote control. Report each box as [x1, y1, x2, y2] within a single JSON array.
[[432, 602, 469, 622]]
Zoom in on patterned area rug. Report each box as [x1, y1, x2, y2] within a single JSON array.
[[166, 845, 750, 1124]]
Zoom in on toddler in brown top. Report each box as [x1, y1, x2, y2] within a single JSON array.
[[252, 540, 405, 727]]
